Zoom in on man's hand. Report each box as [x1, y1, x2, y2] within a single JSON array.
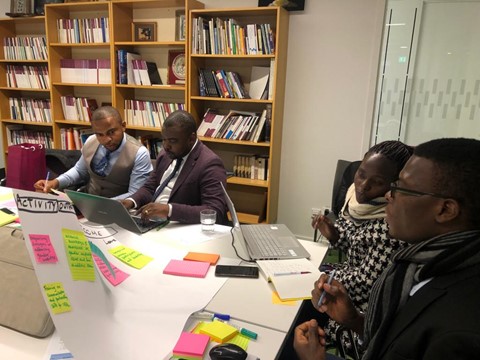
[[138, 203, 169, 222], [33, 179, 59, 193], [312, 274, 364, 337], [293, 319, 326, 360]]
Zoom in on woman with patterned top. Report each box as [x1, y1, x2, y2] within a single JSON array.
[[310, 140, 413, 351]]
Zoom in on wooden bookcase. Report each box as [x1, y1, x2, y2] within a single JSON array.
[[0, 16, 53, 152], [0, 3, 288, 225], [188, 7, 289, 224]]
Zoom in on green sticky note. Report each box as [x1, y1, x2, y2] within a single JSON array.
[[43, 282, 72, 315], [62, 228, 95, 281], [108, 245, 153, 269]]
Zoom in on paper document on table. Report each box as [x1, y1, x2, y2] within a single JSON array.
[[256, 258, 322, 301]]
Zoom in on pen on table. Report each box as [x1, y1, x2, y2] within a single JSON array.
[[191, 312, 214, 321], [317, 270, 336, 307], [273, 271, 311, 276], [43, 171, 50, 192], [213, 318, 258, 340]]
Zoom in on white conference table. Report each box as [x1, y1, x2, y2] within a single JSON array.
[[0, 221, 328, 360]]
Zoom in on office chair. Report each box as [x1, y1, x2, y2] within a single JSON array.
[[314, 159, 361, 261]]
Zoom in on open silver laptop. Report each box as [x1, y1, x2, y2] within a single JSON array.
[[220, 183, 310, 260], [65, 190, 167, 234]]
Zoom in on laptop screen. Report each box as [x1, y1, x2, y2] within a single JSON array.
[[220, 182, 240, 228]]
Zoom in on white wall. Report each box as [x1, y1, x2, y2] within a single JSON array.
[[0, 0, 386, 239]]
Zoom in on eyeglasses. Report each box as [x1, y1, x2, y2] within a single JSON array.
[[389, 182, 450, 199]]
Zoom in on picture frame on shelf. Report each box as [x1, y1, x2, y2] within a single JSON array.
[[132, 22, 157, 42], [168, 50, 185, 85], [175, 10, 186, 41]]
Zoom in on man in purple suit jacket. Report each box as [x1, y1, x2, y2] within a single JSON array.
[[121, 110, 228, 224]]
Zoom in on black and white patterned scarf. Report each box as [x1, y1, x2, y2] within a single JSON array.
[[362, 230, 480, 360]]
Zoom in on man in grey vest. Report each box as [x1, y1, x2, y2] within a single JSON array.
[[34, 106, 152, 200]]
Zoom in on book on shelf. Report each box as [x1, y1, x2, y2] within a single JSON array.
[[256, 258, 322, 301], [59, 59, 111, 84], [168, 50, 186, 85], [249, 66, 270, 100]]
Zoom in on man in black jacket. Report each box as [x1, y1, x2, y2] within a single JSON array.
[[294, 138, 480, 360]]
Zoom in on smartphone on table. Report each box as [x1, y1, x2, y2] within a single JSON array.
[[214, 265, 259, 278]]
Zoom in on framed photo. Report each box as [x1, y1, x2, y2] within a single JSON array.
[[132, 22, 157, 42], [175, 10, 186, 41], [34, 0, 64, 16]]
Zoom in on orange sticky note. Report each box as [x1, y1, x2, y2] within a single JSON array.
[[183, 251, 220, 265]]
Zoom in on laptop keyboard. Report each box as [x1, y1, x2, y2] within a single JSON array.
[[241, 225, 289, 257]]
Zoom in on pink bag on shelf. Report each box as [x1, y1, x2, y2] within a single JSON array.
[[6, 143, 46, 191]]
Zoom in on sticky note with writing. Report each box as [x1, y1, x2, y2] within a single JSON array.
[[108, 245, 153, 269], [43, 282, 72, 315], [62, 228, 95, 281], [29, 234, 58, 263], [92, 254, 130, 286], [172, 332, 210, 359]]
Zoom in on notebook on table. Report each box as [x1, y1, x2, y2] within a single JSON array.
[[64, 190, 168, 234], [220, 183, 310, 260]]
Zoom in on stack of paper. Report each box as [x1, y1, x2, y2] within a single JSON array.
[[256, 258, 322, 301]]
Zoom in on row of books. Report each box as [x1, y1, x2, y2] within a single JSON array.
[[60, 127, 93, 151], [5, 125, 53, 148], [9, 97, 52, 123], [192, 17, 275, 55], [56, 17, 109, 44], [5, 64, 50, 89], [60, 96, 98, 122], [3, 36, 48, 61], [197, 108, 268, 143], [117, 50, 161, 85], [124, 100, 185, 128], [199, 69, 248, 99], [233, 154, 269, 181], [60, 59, 111, 84], [137, 135, 163, 159]]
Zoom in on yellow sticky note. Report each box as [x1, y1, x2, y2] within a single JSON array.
[[62, 228, 95, 281], [200, 320, 238, 343], [272, 291, 298, 305], [43, 282, 72, 314], [108, 245, 153, 269], [227, 333, 250, 350]]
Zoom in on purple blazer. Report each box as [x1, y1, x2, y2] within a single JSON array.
[[130, 141, 228, 224]]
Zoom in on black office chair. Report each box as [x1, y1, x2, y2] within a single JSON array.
[[314, 159, 361, 241]]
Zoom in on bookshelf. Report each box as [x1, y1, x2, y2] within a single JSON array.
[[0, 0, 204, 158], [188, 7, 289, 224], [0, 16, 53, 151]]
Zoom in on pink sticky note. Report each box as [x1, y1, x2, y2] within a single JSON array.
[[163, 259, 210, 278], [173, 332, 210, 358], [29, 234, 58, 264], [92, 254, 130, 286]]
